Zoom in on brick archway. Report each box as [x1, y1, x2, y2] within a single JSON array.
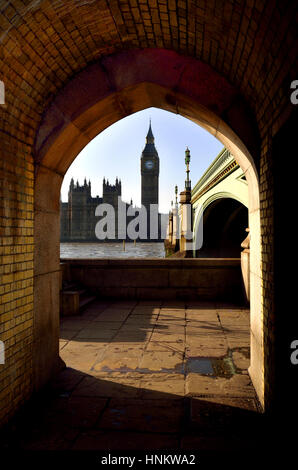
[[1, 1, 297, 426], [33, 49, 263, 407]]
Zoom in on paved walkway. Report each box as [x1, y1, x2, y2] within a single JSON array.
[[1, 299, 266, 451]]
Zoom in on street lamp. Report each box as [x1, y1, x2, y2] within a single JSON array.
[[185, 147, 191, 191]]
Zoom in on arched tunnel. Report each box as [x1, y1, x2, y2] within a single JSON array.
[[196, 198, 248, 258]]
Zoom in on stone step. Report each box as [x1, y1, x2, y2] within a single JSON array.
[[60, 283, 96, 316], [79, 294, 97, 311], [62, 282, 79, 291]]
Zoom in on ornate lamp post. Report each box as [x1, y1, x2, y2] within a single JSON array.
[[175, 185, 178, 207], [185, 147, 191, 191], [172, 185, 179, 251], [179, 147, 193, 254]]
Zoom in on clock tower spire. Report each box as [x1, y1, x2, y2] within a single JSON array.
[[141, 120, 160, 211]]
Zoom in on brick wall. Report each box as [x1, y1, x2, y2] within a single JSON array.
[[0, 131, 34, 424]]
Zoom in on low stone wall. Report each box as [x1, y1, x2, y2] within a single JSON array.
[[60, 258, 244, 302]]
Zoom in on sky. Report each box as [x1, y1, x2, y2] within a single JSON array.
[[60, 107, 224, 213]]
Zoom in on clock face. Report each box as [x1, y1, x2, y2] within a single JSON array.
[[145, 160, 154, 170]]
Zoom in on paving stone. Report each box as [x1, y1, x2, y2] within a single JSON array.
[[60, 341, 107, 372], [159, 312, 186, 321], [72, 430, 179, 450], [185, 347, 228, 358], [75, 328, 117, 340], [186, 327, 224, 338], [232, 349, 250, 370], [60, 319, 93, 330], [137, 300, 162, 306], [111, 331, 149, 341], [119, 325, 155, 334], [62, 340, 109, 352], [131, 306, 160, 315], [3, 300, 258, 451], [191, 396, 258, 413], [94, 309, 131, 322], [50, 368, 85, 393], [220, 318, 250, 330], [146, 341, 186, 354], [150, 332, 185, 343], [98, 398, 184, 433], [92, 353, 141, 372], [185, 318, 220, 328], [88, 321, 124, 330], [111, 301, 137, 308], [186, 301, 217, 309], [185, 337, 228, 356], [59, 329, 80, 341], [161, 300, 186, 307], [186, 310, 219, 322], [154, 328, 185, 338], [215, 302, 244, 309], [47, 396, 108, 428], [124, 317, 158, 326], [186, 373, 255, 397], [180, 434, 258, 451], [59, 340, 68, 350], [156, 318, 185, 326], [139, 350, 184, 372], [22, 427, 79, 451], [155, 321, 185, 329], [225, 332, 250, 348], [72, 375, 141, 398], [139, 373, 185, 398], [104, 342, 146, 355]]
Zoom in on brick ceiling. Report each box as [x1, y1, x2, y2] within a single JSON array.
[[0, 0, 297, 144]]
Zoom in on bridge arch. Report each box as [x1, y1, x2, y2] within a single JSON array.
[[33, 49, 263, 406], [193, 190, 249, 246], [194, 196, 248, 258]]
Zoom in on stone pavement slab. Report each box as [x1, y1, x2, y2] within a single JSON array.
[[1, 299, 261, 452], [138, 373, 185, 398], [72, 430, 179, 450], [186, 373, 256, 397], [146, 340, 186, 353], [60, 341, 107, 373], [98, 398, 184, 433], [72, 374, 142, 398], [139, 350, 184, 372], [92, 353, 141, 372]]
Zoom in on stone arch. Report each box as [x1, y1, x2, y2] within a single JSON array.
[[193, 190, 249, 244], [33, 50, 263, 408]]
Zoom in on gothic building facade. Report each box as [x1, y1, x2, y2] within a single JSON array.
[[60, 123, 166, 242]]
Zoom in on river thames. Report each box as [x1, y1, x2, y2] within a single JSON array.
[[60, 242, 165, 258]]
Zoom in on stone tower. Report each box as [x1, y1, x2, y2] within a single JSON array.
[[102, 177, 121, 207], [68, 177, 92, 240], [141, 121, 160, 211]]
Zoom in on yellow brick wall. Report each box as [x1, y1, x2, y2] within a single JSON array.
[[0, 129, 34, 425]]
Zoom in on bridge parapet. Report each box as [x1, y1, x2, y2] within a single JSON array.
[[192, 148, 238, 204]]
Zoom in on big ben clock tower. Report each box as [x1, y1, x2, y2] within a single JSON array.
[[141, 120, 160, 211]]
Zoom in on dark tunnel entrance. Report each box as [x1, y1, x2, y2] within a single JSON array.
[[196, 198, 248, 258]]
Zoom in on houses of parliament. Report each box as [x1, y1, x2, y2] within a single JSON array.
[[60, 122, 165, 242]]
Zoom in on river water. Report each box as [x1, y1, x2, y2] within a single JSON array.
[[60, 242, 165, 259]]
